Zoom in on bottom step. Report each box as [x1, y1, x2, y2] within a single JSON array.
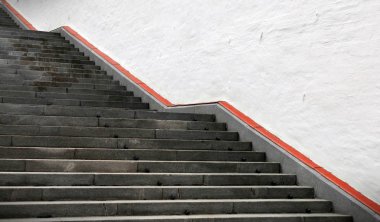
[[0, 199, 332, 218], [0, 213, 352, 222]]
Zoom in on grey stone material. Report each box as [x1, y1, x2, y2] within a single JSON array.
[[0, 214, 354, 222], [0, 10, 355, 221], [1, 96, 149, 109], [0, 90, 138, 102], [0, 147, 266, 161], [0, 199, 333, 218], [0, 159, 279, 173], [0, 103, 215, 120], [0, 172, 296, 186], [6, 135, 250, 150], [0, 50, 89, 60], [0, 125, 235, 141], [0, 186, 314, 201], [0, 37, 72, 47], [0, 114, 220, 130]]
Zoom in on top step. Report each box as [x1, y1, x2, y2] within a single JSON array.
[[0, 27, 61, 37]]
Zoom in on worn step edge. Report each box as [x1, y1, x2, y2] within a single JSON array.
[[0, 213, 353, 222]]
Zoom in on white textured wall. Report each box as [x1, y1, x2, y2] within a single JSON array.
[[8, 0, 380, 203]]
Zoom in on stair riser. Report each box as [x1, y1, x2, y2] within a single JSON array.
[[1, 50, 89, 60], [0, 21, 17, 24], [0, 46, 78, 55], [0, 54, 95, 65], [0, 136, 249, 151], [0, 201, 332, 218], [0, 73, 110, 83], [0, 91, 136, 102], [0, 97, 148, 109], [2, 81, 125, 90], [0, 115, 222, 130], [0, 47, 83, 55], [0, 173, 296, 186], [0, 104, 216, 121], [0, 148, 265, 162], [0, 85, 132, 96], [0, 125, 236, 141], [0, 72, 113, 81], [0, 29, 62, 37], [0, 216, 353, 222], [0, 29, 65, 35], [0, 79, 121, 89], [0, 42, 78, 52], [0, 24, 18, 28], [0, 68, 112, 79], [0, 58, 100, 70], [0, 22, 17, 26], [0, 38, 72, 47], [0, 159, 279, 173], [0, 64, 105, 74], [0, 35, 67, 44], [0, 187, 314, 201], [0, 74, 118, 85]]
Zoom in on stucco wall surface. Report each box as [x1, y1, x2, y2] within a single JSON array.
[[7, 0, 380, 204]]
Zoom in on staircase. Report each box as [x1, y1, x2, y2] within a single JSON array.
[[0, 7, 353, 221]]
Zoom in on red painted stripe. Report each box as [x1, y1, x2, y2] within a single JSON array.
[[1, 0, 36, 30], [3, 0, 379, 215]]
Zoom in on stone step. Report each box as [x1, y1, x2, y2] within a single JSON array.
[[0, 84, 132, 96], [0, 136, 250, 150], [0, 73, 116, 85], [0, 22, 17, 27], [0, 147, 264, 161], [0, 68, 112, 79], [0, 33, 65, 43], [0, 125, 237, 141], [0, 199, 332, 218], [0, 159, 280, 173], [0, 18, 15, 21], [0, 17, 15, 20], [0, 50, 89, 60], [0, 90, 136, 102], [0, 18, 16, 22], [0, 20, 17, 24], [0, 74, 119, 85], [0, 70, 113, 81], [0, 24, 15, 27], [0, 24, 18, 28], [0, 79, 122, 89], [0, 37, 72, 47], [3, 80, 125, 90], [0, 54, 95, 65], [0, 17, 14, 20], [0, 43, 78, 52], [0, 58, 101, 70], [0, 114, 224, 130], [0, 36, 68, 45], [0, 16, 14, 19], [0, 96, 148, 109], [0, 46, 83, 56], [0, 28, 64, 37], [0, 172, 297, 186], [0, 103, 216, 121], [0, 214, 353, 222], [0, 186, 314, 201], [0, 64, 104, 74]]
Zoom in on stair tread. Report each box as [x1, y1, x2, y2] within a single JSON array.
[[0, 213, 352, 222], [0, 185, 310, 188], [0, 199, 330, 204]]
